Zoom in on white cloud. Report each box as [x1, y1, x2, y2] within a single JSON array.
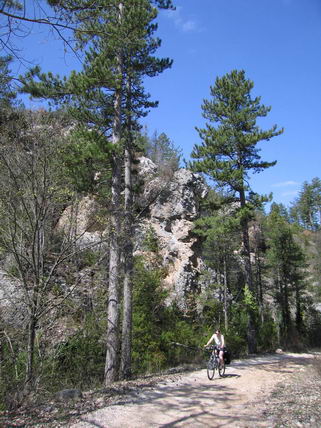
[[281, 191, 299, 197], [272, 181, 299, 188], [163, 6, 198, 32], [182, 20, 197, 32]]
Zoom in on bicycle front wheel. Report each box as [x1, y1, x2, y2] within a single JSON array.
[[207, 358, 216, 380], [218, 361, 225, 377]]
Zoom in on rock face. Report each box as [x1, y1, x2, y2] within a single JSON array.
[[50, 157, 208, 309], [56, 197, 106, 249], [136, 158, 208, 307], [0, 268, 26, 327]]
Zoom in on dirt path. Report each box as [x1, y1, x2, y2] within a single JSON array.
[[70, 353, 315, 428]]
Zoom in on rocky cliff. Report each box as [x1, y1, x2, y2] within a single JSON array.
[[56, 156, 208, 307], [135, 157, 208, 306], [0, 157, 208, 323]]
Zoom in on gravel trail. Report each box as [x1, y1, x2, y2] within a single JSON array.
[[70, 353, 315, 428]]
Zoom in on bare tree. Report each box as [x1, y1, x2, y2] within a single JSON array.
[[0, 109, 99, 388], [0, 0, 79, 59]]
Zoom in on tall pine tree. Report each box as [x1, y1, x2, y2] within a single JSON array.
[[190, 70, 283, 353], [21, 0, 173, 383]]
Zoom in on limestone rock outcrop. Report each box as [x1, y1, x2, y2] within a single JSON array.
[[136, 158, 208, 307], [43, 157, 208, 308]]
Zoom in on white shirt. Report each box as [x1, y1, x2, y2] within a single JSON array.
[[214, 334, 224, 347]]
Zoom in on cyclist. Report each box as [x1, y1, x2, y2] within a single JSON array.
[[204, 328, 225, 367]]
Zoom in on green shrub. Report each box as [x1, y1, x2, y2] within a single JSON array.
[[43, 316, 105, 391], [305, 309, 321, 347], [224, 330, 247, 358], [257, 317, 278, 352], [0, 342, 25, 410], [132, 258, 204, 373]]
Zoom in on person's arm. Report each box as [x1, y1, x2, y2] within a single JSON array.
[[204, 333, 215, 347], [221, 335, 225, 347]]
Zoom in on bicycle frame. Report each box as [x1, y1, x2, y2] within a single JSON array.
[[206, 346, 225, 380]]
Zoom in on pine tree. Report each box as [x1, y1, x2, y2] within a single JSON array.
[[0, 55, 17, 111], [266, 204, 307, 346], [190, 70, 283, 353], [196, 207, 240, 331], [290, 178, 321, 230], [145, 131, 182, 175], [20, 0, 173, 383]]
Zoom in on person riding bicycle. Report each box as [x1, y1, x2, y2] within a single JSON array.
[[204, 328, 225, 367]]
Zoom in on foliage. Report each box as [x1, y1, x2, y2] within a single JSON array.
[[62, 125, 113, 195], [142, 226, 160, 253], [224, 328, 248, 358], [190, 69, 283, 197], [189, 69, 283, 353], [257, 316, 278, 352], [265, 205, 308, 346], [0, 109, 93, 385], [290, 177, 321, 230], [304, 308, 321, 347], [143, 130, 182, 175], [243, 284, 258, 311], [44, 316, 106, 390], [0, 55, 17, 111], [132, 256, 168, 373], [132, 256, 206, 373]]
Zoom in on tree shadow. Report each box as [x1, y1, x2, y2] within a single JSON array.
[[2, 353, 316, 427]]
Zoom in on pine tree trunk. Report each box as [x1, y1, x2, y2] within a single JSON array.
[[295, 284, 302, 332], [120, 145, 133, 379], [239, 188, 257, 354], [255, 249, 264, 323], [104, 1, 124, 386], [223, 257, 228, 331], [283, 281, 291, 340], [120, 81, 134, 380], [105, 156, 122, 384]]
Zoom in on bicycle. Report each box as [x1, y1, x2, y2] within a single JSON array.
[[206, 345, 225, 380]]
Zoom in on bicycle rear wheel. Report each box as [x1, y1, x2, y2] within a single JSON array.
[[207, 358, 216, 380]]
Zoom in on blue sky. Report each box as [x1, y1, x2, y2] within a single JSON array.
[[9, 0, 321, 208]]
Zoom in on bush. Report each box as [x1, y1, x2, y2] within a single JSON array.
[[43, 316, 105, 391], [257, 317, 278, 352], [132, 257, 167, 374], [305, 309, 321, 347], [0, 333, 28, 410], [224, 329, 247, 358], [132, 258, 204, 373]]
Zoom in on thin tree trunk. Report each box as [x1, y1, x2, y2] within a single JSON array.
[[255, 249, 264, 323], [104, 1, 124, 385], [105, 156, 122, 384], [120, 135, 134, 380], [283, 281, 291, 340], [239, 188, 257, 354], [25, 312, 37, 387], [120, 79, 134, 380], [295, 284, 303, 332], [223, 257, 228, 331]]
